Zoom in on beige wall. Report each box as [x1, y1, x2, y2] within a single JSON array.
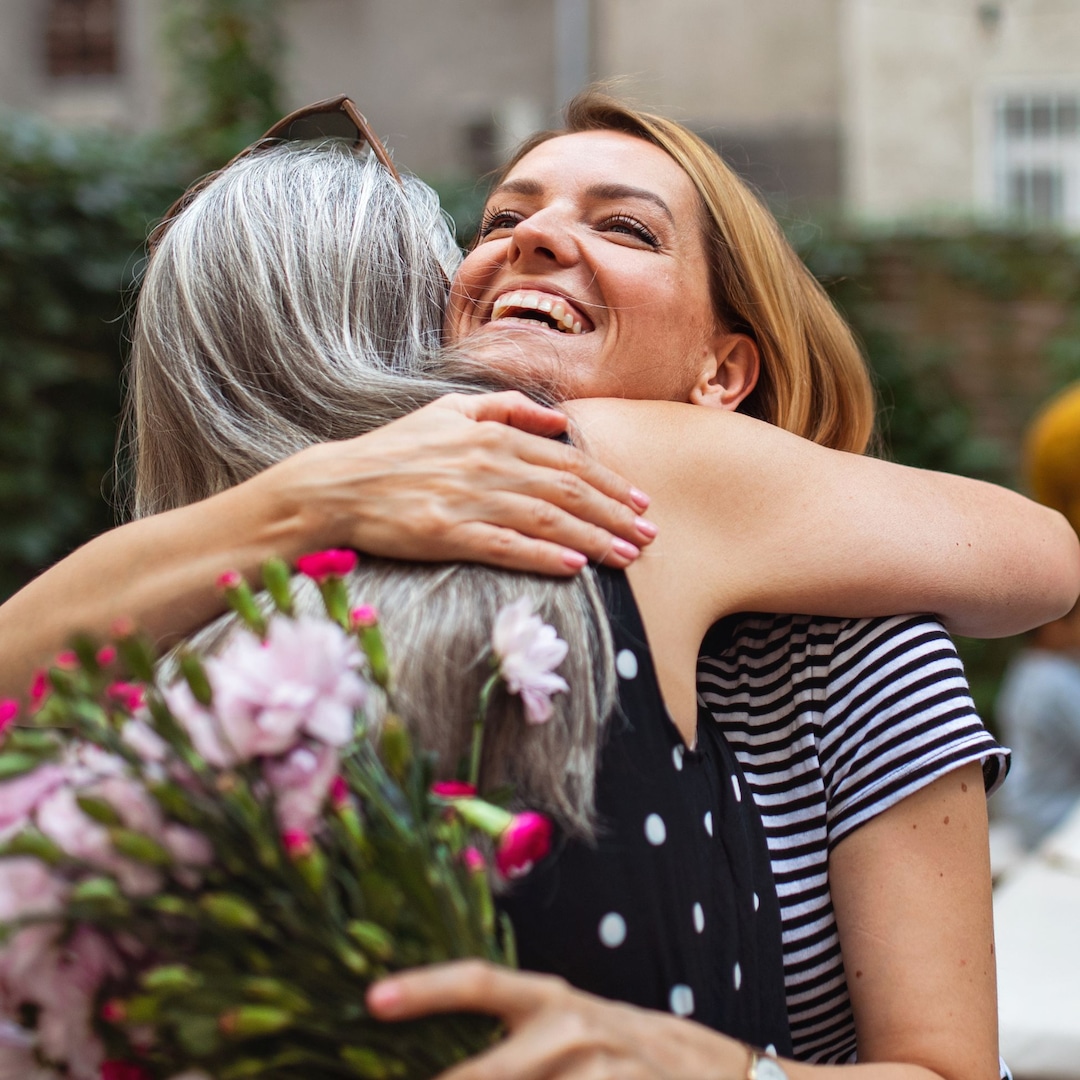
[[280, 0, 556, 176], [0, 0, 165, 130], [842, 0, 1080, 222], [597, 0, 840, 130]]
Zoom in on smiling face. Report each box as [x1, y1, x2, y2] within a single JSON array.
[[445, 130, 734, 402]]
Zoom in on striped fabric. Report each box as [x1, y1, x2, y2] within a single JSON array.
[[697, 613, 1008, 1065]]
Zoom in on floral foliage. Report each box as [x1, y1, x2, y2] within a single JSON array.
[[0, 554, 555, 1079]]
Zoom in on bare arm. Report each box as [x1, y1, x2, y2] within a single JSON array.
[[567, 398, 1080, 640], [364, 761, 1001, 1080], [0, 392, 654, 699], [364, 770, 998, 1079]]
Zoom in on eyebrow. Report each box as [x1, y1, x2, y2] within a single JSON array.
[[490, 178, 676, 224]]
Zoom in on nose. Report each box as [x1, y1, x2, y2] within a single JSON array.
[[507, 206, 578, 269]]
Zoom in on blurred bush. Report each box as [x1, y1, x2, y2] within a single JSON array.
[[0, 113, 188, 599]]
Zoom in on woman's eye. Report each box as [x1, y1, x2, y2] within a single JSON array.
[[601, 215, 660, 247], [477, 207, 522, 238]]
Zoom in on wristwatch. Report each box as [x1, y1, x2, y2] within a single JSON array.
[[746, 1049, 790, 1080]]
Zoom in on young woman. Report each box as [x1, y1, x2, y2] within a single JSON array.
[[1, 93, 1077, 1079]]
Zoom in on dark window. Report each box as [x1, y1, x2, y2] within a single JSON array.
[[45, 0, 118, 78]]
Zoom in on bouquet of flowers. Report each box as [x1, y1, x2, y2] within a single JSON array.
[[0, 551, 564, 1080]]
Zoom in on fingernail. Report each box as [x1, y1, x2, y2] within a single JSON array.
[[635, 517, 658, 540], [562, 549, 588, 569], [629, 488, 651, 510], [367, 982, 402, 1014], [611, 538, 640, 560]]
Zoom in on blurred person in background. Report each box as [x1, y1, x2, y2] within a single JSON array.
[[997, 382, 1080, 850]]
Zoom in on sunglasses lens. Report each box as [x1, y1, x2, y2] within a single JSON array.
[[280, 110, 360, 142]]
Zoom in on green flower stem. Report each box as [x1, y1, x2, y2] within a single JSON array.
[[468, 671, 501, 789]]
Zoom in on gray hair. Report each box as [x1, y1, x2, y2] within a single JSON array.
[[128, 142, 615, 834]]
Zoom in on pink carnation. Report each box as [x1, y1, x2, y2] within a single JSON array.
[[0, 764, 68, 842], [263, 744, 340, 836], [495, 811, 552, 878], [296, 549, 358, 582], [164, 616, 367, 765], [491, 597, 569, 724]]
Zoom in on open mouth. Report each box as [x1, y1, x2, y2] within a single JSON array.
[[490, 290, 589, 335]]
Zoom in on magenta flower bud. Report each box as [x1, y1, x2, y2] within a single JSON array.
[[431, 780, 478, 798], [107, 681, 146, 713], [100, 999, 127, 1024], [296, 549, 358, 583], [495, 811, 552, 879], [350, 604, 379, 629], [100, 1063, 153, 1080], [0, 698, 18, 735], [55, 650, 78, 669], [283, 828, 314, 859], [96, 645, 117, 666], [29, 669, 48, 709], [330, 774, 350, 809], [462, 846, 487, 873], [216, 569, 243, 590]]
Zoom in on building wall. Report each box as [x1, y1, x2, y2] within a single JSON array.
[[596, 0, 843, 203], [280, 0, 556, 177], [842, 0, 1080, 223], [0, 0, 165, 130]]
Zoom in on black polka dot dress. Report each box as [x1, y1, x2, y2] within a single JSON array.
[[499, 567, 792, 1053]]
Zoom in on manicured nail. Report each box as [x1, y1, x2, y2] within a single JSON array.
[[635, 517, 658, 540], [562, 549, 588, 569], [367, 982, 402, 1014], [611, 538, 640, 560], [629, 488, 651, 510]]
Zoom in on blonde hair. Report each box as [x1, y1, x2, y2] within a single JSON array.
[[496, 89, 876, 453]]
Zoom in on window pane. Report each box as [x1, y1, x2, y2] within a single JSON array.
[[1004, 100, 1028, 137], [1031, 99, 1054, 137], [45, 0, 117, 78], [1058, 99, 1079, 136]]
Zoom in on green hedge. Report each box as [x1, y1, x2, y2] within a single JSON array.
[[0, 113, 189, 598]]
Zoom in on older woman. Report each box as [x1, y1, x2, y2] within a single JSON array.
[[1, 92, 1077, 1080]]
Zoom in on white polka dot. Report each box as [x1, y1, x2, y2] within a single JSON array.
[[645, 813, 667, 845], [669, 984, 695, 1017], [733, 962, 742, 991], [692, 902, 705, 933], [753, 891, 760, 912], [598, 912, 627, 948], [616, 649, 639, 679], [672, 745, 684, 771], [703, 810, 714, 837], [731, 774, 742, 802]]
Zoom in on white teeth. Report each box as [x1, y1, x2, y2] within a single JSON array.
[[490, 289, 585, 334]]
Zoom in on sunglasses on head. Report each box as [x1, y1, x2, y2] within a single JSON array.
[[147, 95, 402, 257]]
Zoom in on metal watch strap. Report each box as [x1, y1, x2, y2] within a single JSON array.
[[746, 1048, 790, 1080]]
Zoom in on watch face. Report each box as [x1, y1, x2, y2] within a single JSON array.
[[754, 1057, 790, 1080]]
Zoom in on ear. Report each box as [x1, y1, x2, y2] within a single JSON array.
[[688, 332, 760, 411]]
